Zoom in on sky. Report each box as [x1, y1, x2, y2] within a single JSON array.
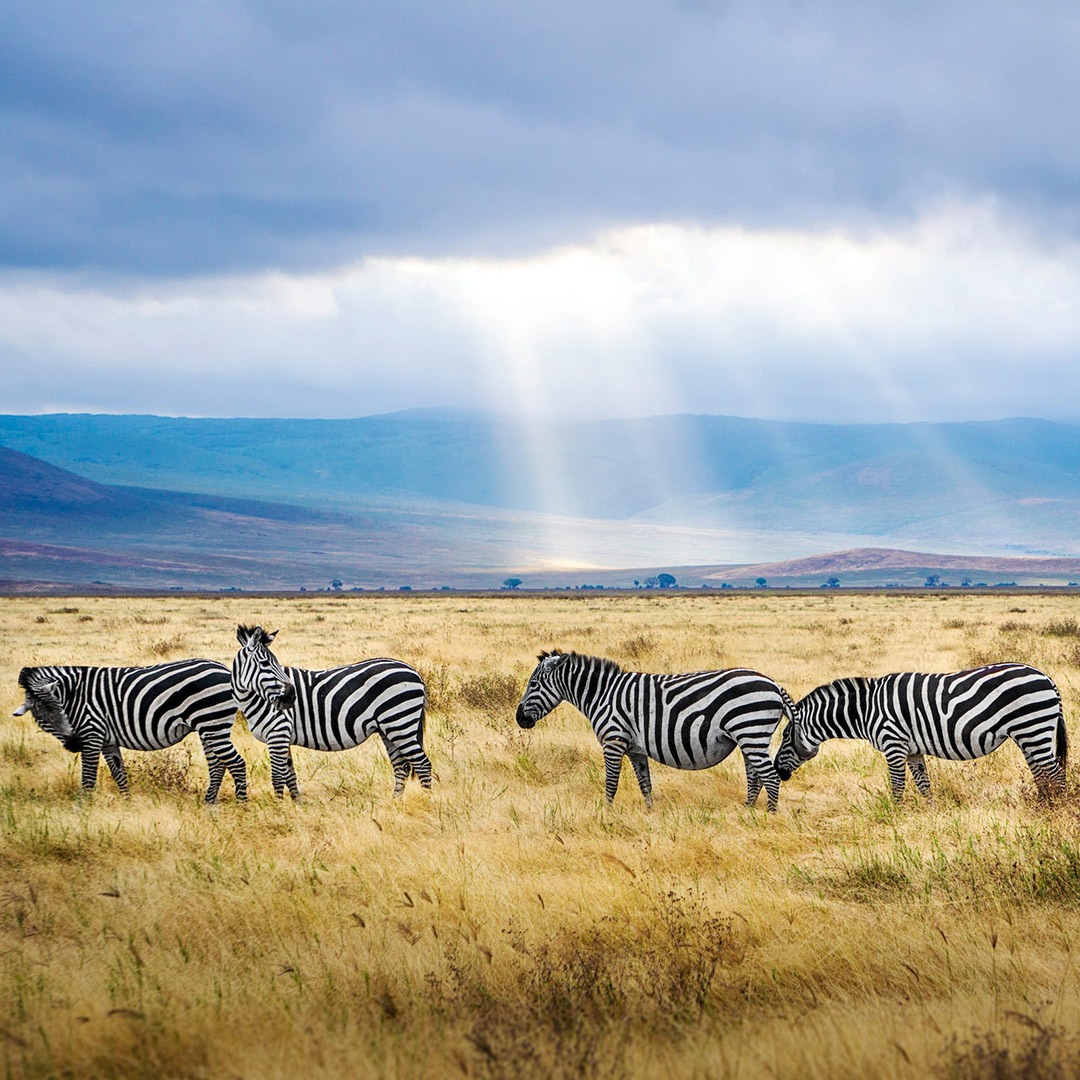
[[4, 1, 1080, 423]]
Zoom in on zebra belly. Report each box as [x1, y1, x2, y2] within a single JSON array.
[[118, 729, 190, 751], [648, 716, 738, 770], [292, 717, 373, 751], [103, 717, 192, 751], [905, 725, 1008, 761]]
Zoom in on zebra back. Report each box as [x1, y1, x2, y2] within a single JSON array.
[[283, 658, 426, 751]]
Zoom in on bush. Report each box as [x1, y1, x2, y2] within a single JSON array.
[[459, 672, 521, 711]]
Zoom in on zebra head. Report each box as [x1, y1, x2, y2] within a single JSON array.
[[516, 650, 569, 729], [233, 625, 296, 713], [773, 713, 819, 781], [15, 667, 82, 752]]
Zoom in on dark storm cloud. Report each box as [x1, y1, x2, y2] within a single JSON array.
[[3, 1, 1080, 275]]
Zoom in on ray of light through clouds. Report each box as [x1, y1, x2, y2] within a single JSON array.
[[4, 202, 1080, 422]]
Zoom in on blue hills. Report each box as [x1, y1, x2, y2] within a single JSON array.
[[1, 412, 1079, 590]]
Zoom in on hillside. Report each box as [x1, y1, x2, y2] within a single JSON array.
[[0, 414, 1077, 552], [2, 413, 1079, 590]]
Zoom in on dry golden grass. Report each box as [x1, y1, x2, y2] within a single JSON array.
[[3, 591, 1080, 1079]]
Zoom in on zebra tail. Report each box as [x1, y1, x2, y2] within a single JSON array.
[[778, 685, 798, 722], [408, 703, 426, 780], [1057, 704, 1069, 772]]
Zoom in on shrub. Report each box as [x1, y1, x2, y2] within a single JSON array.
[[459, 672, 521, 711]]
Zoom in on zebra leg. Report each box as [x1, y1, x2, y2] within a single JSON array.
[[628, 752, 653, 809], [198, 731, 248, 802], [379, 734, 412, 797], [78, 742, 103, 793], [201, 744, 227, 804], [399, 739, 433, 791], [102, 745, 130, 796], [907, 755, 932, 799], [222, 742, 248, 801], [601, 741, 627, 804], [285, 749, 302, 801], [741, 749, 763, 807], [742, 750, 781, 812], [268, 740, 300, 800], [883, 748, 908, 801], [1016, 742, 1066, 800]]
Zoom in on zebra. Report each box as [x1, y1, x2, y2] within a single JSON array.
[[231, 625, 432, 800], [515, 650, 795, 811], [13, 660, 247, 802], [773, 663, 1068, 802]]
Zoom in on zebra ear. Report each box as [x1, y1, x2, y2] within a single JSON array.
[[265, 629, 278, 643], [13, 701, 30, 717]]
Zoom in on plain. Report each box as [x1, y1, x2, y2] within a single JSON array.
[[2, 591, 1080, 1079]]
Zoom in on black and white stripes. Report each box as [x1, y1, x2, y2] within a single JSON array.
[[516, 649, 794, 810], [14, 660, 247, 802], [773, 663, 1068, 800], [10, 628, 1070, 812], [231, 625, 431, 799]]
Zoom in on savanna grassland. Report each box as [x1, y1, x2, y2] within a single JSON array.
[[3, 591, 1080, 1080]]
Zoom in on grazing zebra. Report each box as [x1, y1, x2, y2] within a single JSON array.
[[515, 650, 795, 811], [773, 663, 1068, 801], [231, 625, 431, 799], [13, 660, 247, 802]]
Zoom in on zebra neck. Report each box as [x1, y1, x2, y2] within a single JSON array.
[[561, 658, 618, 724], [61, 669, 92, 723], [807, 681, 876, 744], [235, 689, 287, 736]]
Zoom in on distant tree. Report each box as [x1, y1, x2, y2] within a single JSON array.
[[399, 585, 412, 591], [826, 576, 840, 588], [502, 577, 523, 590], [657, 573, 677, 588], [925, 574, 941, 588], [632, 579, 640, 588], [961, 577, 972, 587], [331, 579, 343, 591], [755, 577, 767, 589], [644, 576, 660, 588]]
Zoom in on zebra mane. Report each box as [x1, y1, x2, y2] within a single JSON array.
[[237, 624, 276, 647], [805, 675, 874, 699], [538, 649, 624, 676]]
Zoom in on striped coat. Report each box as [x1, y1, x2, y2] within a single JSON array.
[[774, 663, 1067, 801], [14, 660, 246, 801], [516, 650, 794, 810], [231, 625, 431, 799]]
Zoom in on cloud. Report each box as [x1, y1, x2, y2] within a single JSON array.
[[3, 2, 1080, 274], [3, 202, 1080, 421]]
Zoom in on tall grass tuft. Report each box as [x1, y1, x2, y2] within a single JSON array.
[[458, 671, 521, 711]]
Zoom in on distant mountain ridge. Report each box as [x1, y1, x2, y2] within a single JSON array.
[[1, 411, 1078, 527], [1, 412, 1079, 590]]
